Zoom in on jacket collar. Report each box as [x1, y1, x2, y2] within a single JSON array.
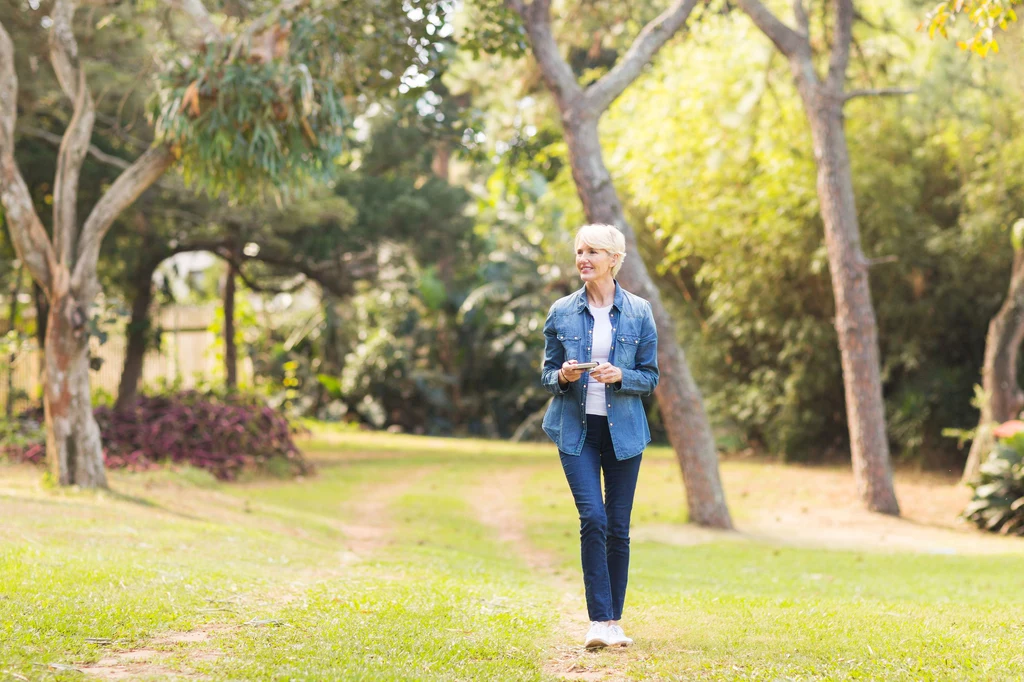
[[573, 280, 623, 313]]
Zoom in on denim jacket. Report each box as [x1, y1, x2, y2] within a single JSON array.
[[541, 281, 659, 459]]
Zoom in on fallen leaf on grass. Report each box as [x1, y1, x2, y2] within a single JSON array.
[[243, 618, 290, 627], [33, 662, 82, 673]]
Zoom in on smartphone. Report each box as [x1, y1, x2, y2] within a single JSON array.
[[571, 362, 599, 371]]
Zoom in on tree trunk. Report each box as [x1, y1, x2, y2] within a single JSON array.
[[33, 281, 48, 355], [224, 257, 238, 391], [802, 91, 899, 515], [6, 263, 23, 418], [564, 114, 733, 528], [44, 281, 106, 488], [115, 260, 157, 411], [734, 0, 900, 515], [963, 251, 1024, 481]]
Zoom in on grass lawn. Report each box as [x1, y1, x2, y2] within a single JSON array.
[[3, 427, 1024, 680]]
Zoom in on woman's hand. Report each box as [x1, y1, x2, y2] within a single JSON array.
[[589, 362, 622, 385], [560, 360, 585, 385]]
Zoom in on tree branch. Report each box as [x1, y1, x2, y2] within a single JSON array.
[[22, 125, 131, 170], [826, 0, 853, 92], [255, 247, 367, 298], [232, 260, 309, 295], [163, 0, 221, 44], [225, 0, 307, 64], [794, 0, 810, 37], [844, 87, 915, 102], [505, 0, 583, 107], [736, 0, 808, 59], [585, 0, 700, 114], [0, 20, 55, 294], [22, 124, 186, 195], [71, 145, 176, 300], [50, 0, 96, 268]]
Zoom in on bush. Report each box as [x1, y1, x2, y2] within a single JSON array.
[[0, 415, 45, 465], [962, 423, 1024, 535], [4, 391, 311, 481]]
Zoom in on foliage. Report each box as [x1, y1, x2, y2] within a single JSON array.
[[6, 392, 310, 480], [151, 0, 453, 201], [153, 19, 347, 202], [595, 7, 1023, 462], [962, 427, 1024, 533], [923, 0, 1021, 55], [0, 414, 44, 464]]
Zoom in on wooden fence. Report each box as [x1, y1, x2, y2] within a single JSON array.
[[0, 304, 253, 416]]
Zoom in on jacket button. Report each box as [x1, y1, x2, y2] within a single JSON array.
[[607, 404, 611, 408], [609, 422, 614, 426]]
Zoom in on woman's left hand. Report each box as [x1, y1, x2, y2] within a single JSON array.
[[589, 362, 622, 385]]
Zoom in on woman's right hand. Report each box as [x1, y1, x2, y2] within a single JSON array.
[[560, 360, 585, 385]]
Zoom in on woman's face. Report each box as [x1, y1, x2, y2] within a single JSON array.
[[575, 242, 616, 283]]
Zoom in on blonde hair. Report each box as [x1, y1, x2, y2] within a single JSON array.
[[574, 224, 626, 277]]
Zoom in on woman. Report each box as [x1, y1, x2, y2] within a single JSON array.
[[541, 223, 659, 649]]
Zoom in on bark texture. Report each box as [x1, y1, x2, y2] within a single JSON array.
[[116, 261, 158, 412], [44, 277, 107, 487], [5, 264, 23, 418], [224, 255, 239, 390], [963, 251, 1024, 482], [737, 0, 899, 515], [507, 0, 732, 528], [0, 5, 174, 487]]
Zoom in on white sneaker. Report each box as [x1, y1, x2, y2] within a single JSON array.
[[584, 621, 612, 648], [607, 623, 633, 647]]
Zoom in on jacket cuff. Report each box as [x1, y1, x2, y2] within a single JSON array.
[[544, 369, 570, 395]]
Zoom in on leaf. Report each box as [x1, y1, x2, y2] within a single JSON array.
[[1010, 219, 1024, 251]]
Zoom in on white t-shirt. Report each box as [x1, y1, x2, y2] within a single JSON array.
[[585, 303, 613, 416]]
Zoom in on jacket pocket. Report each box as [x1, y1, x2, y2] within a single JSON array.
[[614, 335, 640, 367], [557, 332, 581, 361]]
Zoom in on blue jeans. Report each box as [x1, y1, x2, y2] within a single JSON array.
[[559, 415, 643, 622]]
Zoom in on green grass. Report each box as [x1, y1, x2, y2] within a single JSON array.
[[3, 429, 1024, 680]]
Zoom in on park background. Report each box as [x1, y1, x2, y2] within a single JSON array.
[[5, 0, 1024, 680]]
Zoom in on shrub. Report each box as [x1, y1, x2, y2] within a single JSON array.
[[0, 415, 45, 465], [4, 391, 311, 481], [962, 423, 1024, 535]]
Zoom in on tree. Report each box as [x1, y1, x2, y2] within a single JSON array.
[[731, 0, 903, 514], [0, 0, 446, 487], [923, 0, 1020, 55], [498, 0, 732, 528], [923, 0, 1024, 481]]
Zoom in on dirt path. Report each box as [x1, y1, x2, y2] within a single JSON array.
[[79, 625, 230, 680], [80, 467, 436, 680], [466, 467, 630, 682], [635, 460, 1024, 555], [335, 465, 437, 559]]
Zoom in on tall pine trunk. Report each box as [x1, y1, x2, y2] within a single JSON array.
[[803, 98, 899, 514], [564, 115, 732, 528], [507, 0, 732, 527], [737, 0, 900, 515]]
